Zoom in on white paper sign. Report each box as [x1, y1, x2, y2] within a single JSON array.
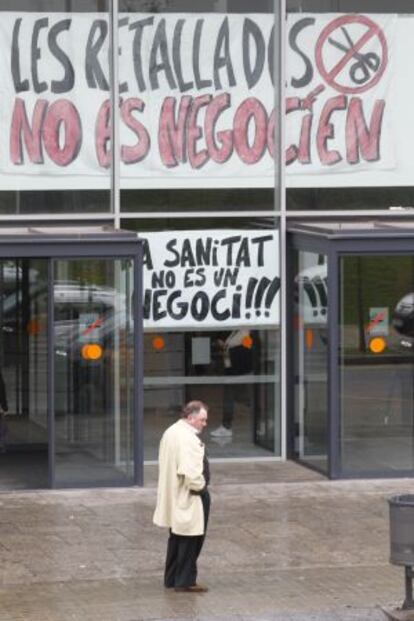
[[142, 230, 279, 329], [191, 337, 211, 365]]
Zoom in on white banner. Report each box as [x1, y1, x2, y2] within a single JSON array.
[[142, 230, 279, 329], [0, 12, 405, 190], [286, 13, 396, 176], [0, 12, 275, 189]]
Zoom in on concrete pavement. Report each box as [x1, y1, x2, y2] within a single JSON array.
[[0, 462, 412, 621]]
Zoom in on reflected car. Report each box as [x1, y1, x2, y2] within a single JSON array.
[[392, 293, 414, 350], [54, 308, 129, 415], [0, 273, 133, 416]]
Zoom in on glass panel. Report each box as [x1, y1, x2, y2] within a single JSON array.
[[286, 1, 414, 212], [122, 218, 280, 460], [0, 259, 48, 490], [143, 329, 279, 460], [118, 0, 277, 213], [293, 249, 328, 474], [54, 258, 135, 486], [288, 188, 414, 212], [121, 189, 274, 214], [340, 255, 414, 474], [0, 0, 111, 214]]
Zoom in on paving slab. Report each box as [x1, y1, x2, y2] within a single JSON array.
[[0, 464, 413, 620]]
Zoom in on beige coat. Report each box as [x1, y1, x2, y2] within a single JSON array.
[[153, 419, 206, 536]]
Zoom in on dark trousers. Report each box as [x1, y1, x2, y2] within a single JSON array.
[[164, 491, 210, 588], [223, 369, 253, 429], [223, 368, 237, 429]]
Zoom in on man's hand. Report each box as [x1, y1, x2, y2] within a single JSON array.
[[190, 487, 207, 496]]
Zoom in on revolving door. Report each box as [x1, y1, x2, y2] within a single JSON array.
[[288, 221, 414, 479], [0, 227, 142, 490]]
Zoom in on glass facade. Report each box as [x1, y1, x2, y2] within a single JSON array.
[[0, 229, 140, 490], [286, 0, 414, 212], [117, 0, 282, 462], [285, 0, 414, 479], [5, 0, 414, 487], [0, 0, 283, 490]]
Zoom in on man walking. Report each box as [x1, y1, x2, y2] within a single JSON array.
[[153, 400, 210, 593]]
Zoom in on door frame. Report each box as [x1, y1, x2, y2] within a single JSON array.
[[286, 232, 333, 477], [0, 228, 143, 488]]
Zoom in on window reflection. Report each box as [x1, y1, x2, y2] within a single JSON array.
[[293, 250, 328, 474], [340, 255, 414, 474], [54, 258, 135, 487]]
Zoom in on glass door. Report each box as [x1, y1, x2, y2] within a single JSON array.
[[53, 258, 135, 487], [0, 259, 49, 490], [293, 249, 329, 474], [340, 255, 414, 475]]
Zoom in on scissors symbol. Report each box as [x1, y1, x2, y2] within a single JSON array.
[[328, 26, 380, 85]]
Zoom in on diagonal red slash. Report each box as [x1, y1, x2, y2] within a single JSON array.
[[365, 310, 386, 333], [82, 316, 103, 337]]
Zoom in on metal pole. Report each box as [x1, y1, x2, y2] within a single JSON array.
[[403, 566, 414, 610], [110, 0, 121, 229], [47, 259, 56, 488], [278, 0, 287, 461], [134, 243, 144, 486]]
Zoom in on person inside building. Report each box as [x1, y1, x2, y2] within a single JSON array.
[[210, 329, 254, 438], [153, 400, 210, 593]]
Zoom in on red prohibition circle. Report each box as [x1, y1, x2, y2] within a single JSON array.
[[315, 14, 388, 95]]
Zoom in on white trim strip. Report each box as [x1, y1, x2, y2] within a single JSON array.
[[0, 214, 115, 221], [120, 211, 279, 219], [145, 456, 284, 465], [144, 375, 278, 386]]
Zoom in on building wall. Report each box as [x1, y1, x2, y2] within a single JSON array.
[[2, 0, 412, 475], [0, 0, 283, 466]]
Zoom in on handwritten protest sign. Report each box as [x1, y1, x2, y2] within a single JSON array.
[[286, 13, 395, 180], [0, 12, 403, 190], [142, 230, 279, 328]]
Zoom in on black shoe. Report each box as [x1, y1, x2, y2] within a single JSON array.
[[174, 584, 208, 593]]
